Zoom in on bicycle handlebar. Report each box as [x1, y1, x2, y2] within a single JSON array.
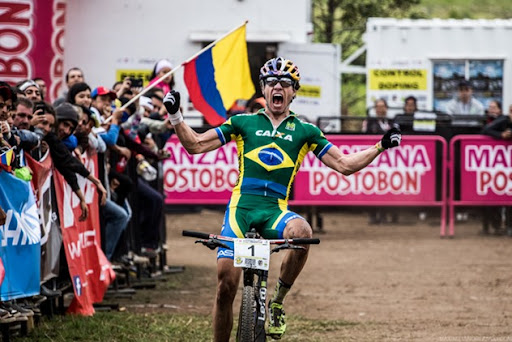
[[182, 230, 211, 239], [182, 230, 320, 245], [288, 238, 320, 245]]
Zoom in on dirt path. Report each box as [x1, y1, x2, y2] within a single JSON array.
[[165, 209, 512, 341]]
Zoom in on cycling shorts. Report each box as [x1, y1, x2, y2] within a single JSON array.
[[217, 194, 305, 259]]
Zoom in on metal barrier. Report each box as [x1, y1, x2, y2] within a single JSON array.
[[164, 134, 448, 234], [448, 135, 512, 236]]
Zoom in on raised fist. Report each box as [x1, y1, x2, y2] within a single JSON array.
[[381, 124, 401, 149], [163, 90, 181, 115]]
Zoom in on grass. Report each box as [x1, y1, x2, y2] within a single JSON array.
[[18, 312, 357, 342], [15, 266, 358, 342], [415, 0, 512, 19]]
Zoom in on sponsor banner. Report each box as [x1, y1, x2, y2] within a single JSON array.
[[0, 171, 41, 300], [163, 135, 440, 205], [164, 136, 238, 204], [294, 135, 438, 203], [53, 153, 114, 315], [459, 136, 512, 201], [25, 152, 61, 282], [0, 0, 66, 102]]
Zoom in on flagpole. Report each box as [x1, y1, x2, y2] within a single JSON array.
[[116, 20, 249, 115]]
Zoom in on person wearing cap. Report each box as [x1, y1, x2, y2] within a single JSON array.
[[18, 80, 42, 102], [445, 80, 485, 116], [91, 86, 117, 119], [43, 103, 107, 220], [148, 59, 174, 94]]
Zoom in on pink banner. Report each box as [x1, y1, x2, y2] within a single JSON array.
[[455, 135, 512, 203], [164, 136, 237, 204], [0, 0, 66, 102], [293, 135, 442, 205], [163, 135, 445, 207]]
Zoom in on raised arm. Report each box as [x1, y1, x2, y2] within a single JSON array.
[[163, 91, 222, 154], [321, 125, 402, 176], [321, 144, 381, 176]]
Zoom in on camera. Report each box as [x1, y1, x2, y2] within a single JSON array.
[[129, 78, 143, 88]]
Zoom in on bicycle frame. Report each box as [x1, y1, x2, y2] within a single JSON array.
[[182, 229, 320, 342]]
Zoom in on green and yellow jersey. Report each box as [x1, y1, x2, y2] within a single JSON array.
[[215, 110, 332, 204]]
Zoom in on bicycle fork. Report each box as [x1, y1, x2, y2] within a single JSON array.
[[254, 270, 268, 341]]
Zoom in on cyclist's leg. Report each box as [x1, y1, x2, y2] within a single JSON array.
[[262, 209, 311, 339], [213, 199, 249, 342], [280, 216, 313, 284], [213, 259, 241, 342]]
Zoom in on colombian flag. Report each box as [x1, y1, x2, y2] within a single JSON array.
[[184, 25, 255, 126], [0, 148, 14, 167]]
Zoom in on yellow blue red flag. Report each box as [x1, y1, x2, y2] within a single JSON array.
[[184, 25, 255, 126], [0, 148, 14, 167]]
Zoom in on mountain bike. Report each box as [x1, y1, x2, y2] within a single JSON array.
[[182, 229, 320, 342]]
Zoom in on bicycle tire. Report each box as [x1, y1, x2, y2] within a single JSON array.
[[237, 285, 256, 342]]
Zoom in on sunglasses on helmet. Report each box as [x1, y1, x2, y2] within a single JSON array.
[[264, 77, 294, 88]]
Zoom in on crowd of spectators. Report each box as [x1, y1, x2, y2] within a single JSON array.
[[0, 59, 176, 324]]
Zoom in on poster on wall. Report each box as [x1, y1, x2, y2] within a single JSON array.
[[433, 60, 503, 113], [433, 60, 465, 113], [366, 59, 431, 118], [469, 60, 503, 110]]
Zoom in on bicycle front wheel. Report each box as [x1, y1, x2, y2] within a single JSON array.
[[237, 285, 256, 342]]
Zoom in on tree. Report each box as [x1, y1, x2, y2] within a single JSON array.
[[312, 0, 423, 115]]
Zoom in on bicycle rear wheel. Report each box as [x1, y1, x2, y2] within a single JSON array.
[[237, 285, 256, 342]]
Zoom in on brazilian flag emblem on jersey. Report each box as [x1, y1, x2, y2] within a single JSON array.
[[245, 143, 295, 172]]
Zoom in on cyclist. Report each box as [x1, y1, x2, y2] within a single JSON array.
[[163, 57, 401, 341]]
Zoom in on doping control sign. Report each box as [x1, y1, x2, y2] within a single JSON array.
[[368, 69, 427, 91], [366, 59, 432, 113]]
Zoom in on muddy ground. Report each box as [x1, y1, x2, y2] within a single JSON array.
[[160, 208, 512, 341]]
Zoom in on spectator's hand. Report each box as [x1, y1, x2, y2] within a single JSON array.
[[157, 149, 171, 160], [501, 129, 512, 140], [111, 108, 124, 125], [30, 110, 46, 127], [79, 199, 88, 221], [117, 146, 132, 160], [40, 141, 49, 154], [163, 91, 180, 115], [116, 77, 131, 98], [381, 124, 402, 149], [96, 183, 107, 206], [0, 121, 9, 134]]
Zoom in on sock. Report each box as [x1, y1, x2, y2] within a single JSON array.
[[271, 278, 292, 304]]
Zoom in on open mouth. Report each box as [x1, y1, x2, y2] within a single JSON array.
[[272, 94, 284, 105]]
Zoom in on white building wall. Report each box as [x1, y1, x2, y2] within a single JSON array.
[[365, 18, 512, 111], [64, 0, 312, 92]]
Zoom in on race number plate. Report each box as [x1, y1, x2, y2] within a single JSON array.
[[233, 239, 270, 271]]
